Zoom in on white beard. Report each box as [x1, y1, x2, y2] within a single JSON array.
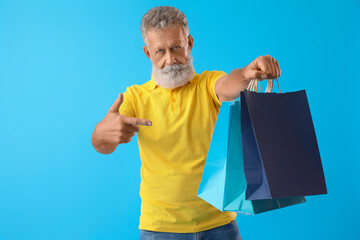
[[152, 55, 194, 89]]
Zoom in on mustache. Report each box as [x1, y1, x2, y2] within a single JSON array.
[[160, 63, 188, 74]]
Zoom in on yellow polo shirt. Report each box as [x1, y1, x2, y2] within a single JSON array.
[[119, 70, 237, 233]]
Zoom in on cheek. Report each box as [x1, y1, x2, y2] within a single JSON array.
[[152, 56, 165, 69], [156, 61, 163, 69], [175, 50, 188, 64]]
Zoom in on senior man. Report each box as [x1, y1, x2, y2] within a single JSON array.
[[92, 6, 280, 240]]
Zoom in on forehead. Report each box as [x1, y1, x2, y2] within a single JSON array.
[[146, 23, 187, 48]]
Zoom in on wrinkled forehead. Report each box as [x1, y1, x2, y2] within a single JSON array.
[[146, 23, 188, 48]]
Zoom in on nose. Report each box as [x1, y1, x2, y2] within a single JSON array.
[[165, 51, 176, 66]]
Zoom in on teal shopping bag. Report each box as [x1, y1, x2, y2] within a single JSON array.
[[197, 100, 306, 214]]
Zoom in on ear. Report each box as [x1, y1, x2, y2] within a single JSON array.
[[187, 34, 194, 53], [143, 45, 151, 60]]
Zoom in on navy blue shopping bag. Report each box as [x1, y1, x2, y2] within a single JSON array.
[[241, 82, 327, 200]]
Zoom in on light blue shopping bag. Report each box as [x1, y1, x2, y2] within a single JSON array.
[[197, 100, 306, 214]]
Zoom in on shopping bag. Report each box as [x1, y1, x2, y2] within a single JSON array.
[[197, 99, 305, 214], [241, 79, 327, 200]]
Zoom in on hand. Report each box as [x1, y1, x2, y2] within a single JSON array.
[[215, 55, 281, 102], [243, 55, 281, 81], [93, 93, 152, 148]]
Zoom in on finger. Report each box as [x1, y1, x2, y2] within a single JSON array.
[[264, 56, 275, 78], [124, 123, 140, 133], [254, 57, 272, 78], [272, 58, 279, 78], [122, 116, 152, 126], [244, 69, 268, 81], [267, 57, 274, 79], [109, 93, 123, 113], [121, 131, 136, 139], [275, 60, 281, 78], [269, 57, 277, 79], [122, 137, 132, 144]]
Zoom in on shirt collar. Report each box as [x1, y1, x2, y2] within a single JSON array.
[[149, 70, 197, 90]]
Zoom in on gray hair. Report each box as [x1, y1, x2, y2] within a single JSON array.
[[140, 6, 189, 46]]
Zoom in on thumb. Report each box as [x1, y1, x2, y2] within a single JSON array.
[[245, 69, 268, 81], [109, 93, 123, 113]]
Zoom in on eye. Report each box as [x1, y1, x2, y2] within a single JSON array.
[[172, 46, 180, 50], [156, 49, 164, 54]]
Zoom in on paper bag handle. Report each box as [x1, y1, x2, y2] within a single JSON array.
[[246, 78, 282, 93]]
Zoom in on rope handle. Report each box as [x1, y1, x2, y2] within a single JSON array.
[[246, 78, 281, 93]]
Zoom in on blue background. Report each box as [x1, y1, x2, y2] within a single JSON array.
[[0, 0, 359, 239]]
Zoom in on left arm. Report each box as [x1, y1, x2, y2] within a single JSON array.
[[215, 55, 281, 102]]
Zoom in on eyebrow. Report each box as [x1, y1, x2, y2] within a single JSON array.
[[153, 41, 183, 51]]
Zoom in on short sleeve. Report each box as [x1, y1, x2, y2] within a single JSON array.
[[119, 87, 135, 118], [206, 70, 228, 108]]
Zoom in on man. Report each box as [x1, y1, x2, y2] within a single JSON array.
[[91, 6, 280, 240]]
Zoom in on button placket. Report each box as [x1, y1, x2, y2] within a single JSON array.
[[170, 90, 178, 112]]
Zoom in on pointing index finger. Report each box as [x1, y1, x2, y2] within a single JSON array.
[[135, 118, 152, 126], [122, 116, 152, 126]]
